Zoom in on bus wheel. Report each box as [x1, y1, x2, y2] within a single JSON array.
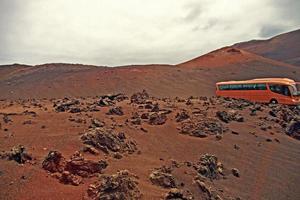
[[269, 99, 278, 104]]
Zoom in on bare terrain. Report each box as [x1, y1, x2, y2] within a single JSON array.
[[0, 47, 299, 100], [0, 29, 300, 200], [0, 92, 299, 200], [233, 29, 300, 66]]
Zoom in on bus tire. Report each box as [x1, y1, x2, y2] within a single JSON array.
[[269, 99, 278, 104]]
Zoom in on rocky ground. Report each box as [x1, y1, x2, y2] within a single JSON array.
[[0, 91, 299, 200]]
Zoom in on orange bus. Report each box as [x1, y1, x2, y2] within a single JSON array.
[[216, 78, 300, 105]]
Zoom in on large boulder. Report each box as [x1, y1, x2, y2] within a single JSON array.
[[194, 154, 224, 180], [130, 90, 150, 104], [42, 151, 108, 185], [106, 106, 124, 116], [180, 119, 226, 138], [85, 170, 141, 200], [0, 145, 32, 164], [175, 111, 190, 122], [216, 110, 244, 123], [54, 100, 80, 112], [42, 151, 66, 173], [81, 128, 137, 154], [149, 112, 167, 125], [285, 120, 300, 140], [149, 166, 177, 188], [165, 188, 194, 200]]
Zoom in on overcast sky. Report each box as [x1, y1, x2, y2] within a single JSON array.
[[0, 0, 299, 66]]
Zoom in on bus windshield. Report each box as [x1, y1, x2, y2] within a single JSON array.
[[292, 83, 300, 96]]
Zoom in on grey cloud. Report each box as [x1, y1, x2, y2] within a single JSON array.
[[183, 6, 202, 22], [201, 18, 219, 30], [259, 25, 287, 38], [0, 1, 21, 49], [272, 0, 300, 23]]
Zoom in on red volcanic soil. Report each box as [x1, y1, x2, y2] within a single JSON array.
[[233, 29, 300, 66], [177, 47, 295, 68], [0, 94, 299, 200], [0, 55, 299, 100]]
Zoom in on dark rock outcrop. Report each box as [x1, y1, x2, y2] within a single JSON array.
[[0, 145, 33, 164], [81, 128, 137, 154], [149, 166, 177, 188], [85, 170, 141, 200]]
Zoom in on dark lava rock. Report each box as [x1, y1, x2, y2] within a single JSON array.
[[234, 144, 240, 150], [54, 100, 80, 112], [23, 110, 37, 117], [149, 166, 177, 188], [130, 90, 150, 104], [180, 120, 225, 138], [59, 171, 82, 186], [81, 128, 137, 154], [107, 106, 124, 116], [90, 119, 105, 128], [85, 170, 141, 200], [195, 180, 222, 200], [149, 112, 167, 125], [215, 134, 222, 140], [100, 93, 127, 102], [269, 110, 277, 117], [98, 94, 127, 107], [0, 145, 32, 164], [81, 145, 100, 155], [231, 131, 239, 135], [151, 103, 160, 112], [23, 120, 33, 125], [140, 113, 149, 119], [131, 112, 142, 125], [186, 99, 192, 105], [65, 154, 108, 177], [98, 98, 113, 107], [145, 104, 153, 110], [222, 98, 253, 110], [165, 188, 194, 200], [42, 151, 66, 173], [216, 110, 244, 123], [231, 168, 240, 177], [140, 127, 148, 133], [3, 114, 12, 123], [69, 107, 82, 113], [194, 154, 224, 180], [250, 109, 257, 116], [43, 151, 108, 185], [113, 152, 123, 159], [175, 111, 190, 122], [285, 120, 300, 140]]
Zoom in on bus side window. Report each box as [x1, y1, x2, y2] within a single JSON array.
[[256, 83, 267, 90], [219, 85, 229, 90]]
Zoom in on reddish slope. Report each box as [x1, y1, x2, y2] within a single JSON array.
[[0, 60, 299, 99], [177, 47, 295, 68], [233, 29, 300, 66]]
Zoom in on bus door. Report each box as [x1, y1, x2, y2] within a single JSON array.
[[268, 84, 292, 104]]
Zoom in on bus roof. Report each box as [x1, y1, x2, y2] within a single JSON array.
[[216, 78, 296, 85]]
